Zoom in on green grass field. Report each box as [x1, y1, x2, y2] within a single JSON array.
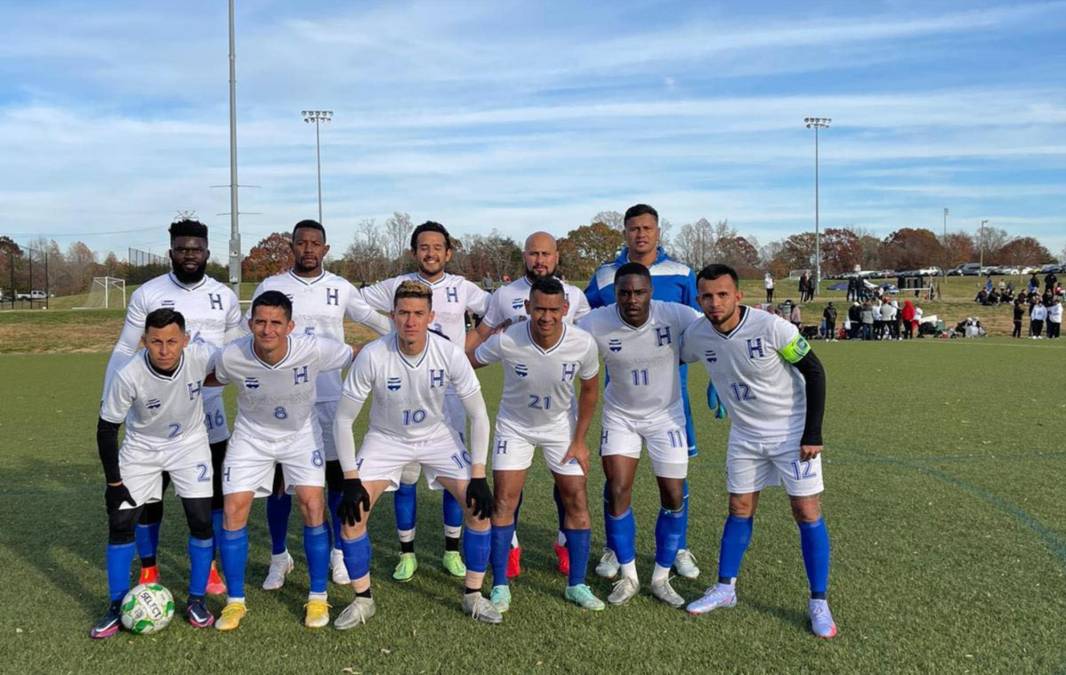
[[2, 336, 1066, 673]]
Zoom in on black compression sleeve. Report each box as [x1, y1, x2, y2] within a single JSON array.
[[791, 351, 826, 446], [97, 417, 123, 484]]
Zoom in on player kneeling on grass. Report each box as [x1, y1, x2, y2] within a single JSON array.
[[209, 291, 359, 631], [331, 280, 499, 628], [91, 308, 219, 638], [680, 264, 836, 639], [469, 276, 604, 613]]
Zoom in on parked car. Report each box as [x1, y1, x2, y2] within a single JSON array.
[[948, 263, 982, 276], [15, 289, 48, 301], [991, 266, 1021, 275], [1039, 263, 1062, 274]]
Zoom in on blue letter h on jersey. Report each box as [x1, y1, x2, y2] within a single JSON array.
[[746, 337, 765, 359], [293, 366, 309, 385], [326, 287, 339, 305], [430, 369, 445, 388], [187, 380, 202, 400], [656, 326, 672, 346], [561, 362, 577, 381], [209, 293, 223, 310]]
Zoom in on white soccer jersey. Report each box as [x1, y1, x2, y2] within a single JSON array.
[[100, 342, 216, 451], [579, 300, 700, 419], [481, 276, 591, 329], [342, 332, 481, 441], [474, 322, 599, 436], [247, 270, 390, 401], [214, 334, 353, 440], [360, 272, 489, 344], [681, 306, 809, 443]]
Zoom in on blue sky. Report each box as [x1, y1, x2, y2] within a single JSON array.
[[1, 0, 1064, 260]]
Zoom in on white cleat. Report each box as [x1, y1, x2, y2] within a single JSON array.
[[808, 598, 838, 639], [673, 549, 700, 579], [334, 596, 376, 630], [330, 548, 350, 585], [687, 583, 737, 615], [651, 578, 685, 608], [595, 547, 620, 579], [607, 577, 639, 606], [261, 551, 294, 591], [462, 593, 503, 624]]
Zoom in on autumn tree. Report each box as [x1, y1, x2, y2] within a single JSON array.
[[383, 212, 414, 268], [557, 222, 623, 281], [878, 228, 943, 270], [462, 231, 523, 282], [716, 235, 761, 277], [941, 232, 977, 267], [974, 226, 1011, 263], [591, 210, 624, 230], [242, 232, 293, 281], [339, 218, 391, 284], [770, 232, 817, 275], [994, 237, 1053, 266], [819, 228, 863, 275]]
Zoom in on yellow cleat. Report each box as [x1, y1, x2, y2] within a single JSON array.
[[304, 599, 331, 629], [215, 601, 247, 631]]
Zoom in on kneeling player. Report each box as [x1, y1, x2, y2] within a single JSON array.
[[470, 277, 604, 612], [332, 281, 499, 628], [577, 263, 701, 607], [681, 264, 836, 639], [210, 291, 358, 631], [91, 308, 218, 638]]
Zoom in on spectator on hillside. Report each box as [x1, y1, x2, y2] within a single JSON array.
[[764, 271, 774, 303], [1012, 297, 1025, 338], [848, 301, 862, 339], [861, 301, 875, 341], [1045, 270, 1058, 293], [798, 272, 810, 302], [1031, 300, 1047, 339], [790, 302, 802, 330], [823, 302, 837, 341], [1048, 296, 1062, 339], [1028, 274, 1040, 294], [901, 300, 916, 339], [880, 297, 898, 340]]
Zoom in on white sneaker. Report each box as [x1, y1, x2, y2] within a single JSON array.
[[595, 547, 619, 579], [334, 596, 375, 630], [686, 582, 737, 615], [462, 593, 503, 624], [330, 548, 350, 585], [607, 576, 639, 605], [261, 551, 294, 590], [673, 549, 700, 579], [650, 578, 685, 608], [809, 598, 838, 638]]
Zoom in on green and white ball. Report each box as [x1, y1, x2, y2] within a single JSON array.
[[120, 583, 175, 635]]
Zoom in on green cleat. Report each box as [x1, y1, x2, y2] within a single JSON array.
[[442, 550, 466, 578], [392, 552, 418, 582], [565, 584, 606, 611], [490, 585, 511, 613]]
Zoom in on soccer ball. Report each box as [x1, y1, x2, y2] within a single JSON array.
[[120, 583, 175, 635]]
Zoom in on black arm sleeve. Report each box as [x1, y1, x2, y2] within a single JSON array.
[[791, 351, 826, 446], [97, 417, 123, 484]]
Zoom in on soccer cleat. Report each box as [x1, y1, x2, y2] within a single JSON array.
[[651, 578, 685, 608], [462, 592, 503, 624], [206, 562, 227, 596], [392, 552, 418, 582], [304, 599, 331, 629], [490, 585, 511, 613], [442, 550, 466, 578], [89, 601, 123, 639], [808, 599, 838, 639], [607, 577, 639, 606], [506, 545, 522, 579], [262, 551, 294, 591], [215, 601, 247, 631], [595, 547, 620, 579], [673, 549, 700, 579], [330, 548, 350, 585], [138, 565, 159, 585], [687, 583, 737, 615], [553, 542, 570, 576], [564, 584, 606, 611], [185, 597, 215, 628], [335, 597, 376, 630]]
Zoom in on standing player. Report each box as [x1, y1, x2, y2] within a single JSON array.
[[360, 222, 489, 581], [249, 220, 391, 592], [91, 309, 218, 637], [470, 277, 604, 612], [681, 264, 835, 639], [578, 263, 701, 607], [469, 231, 591, 576], [584, 204, 702, 580], [102, 219, 241, 594], [211, 291, 358, 631], [331, 281, 499, 627]]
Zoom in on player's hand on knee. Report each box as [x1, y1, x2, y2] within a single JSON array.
[[562, 440, 590, 475], [800, 444, 823, 461], [105, 483, 136, 512], [339, 478, 370, 525], [466, 477, 494, 520]]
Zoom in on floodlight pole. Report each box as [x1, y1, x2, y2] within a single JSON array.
[[302, 110, 333, 225], [979, 219, 989, 269], [805, 117, 831, 296], [227, 0, 242, 297], [942, 207, 949, 277]]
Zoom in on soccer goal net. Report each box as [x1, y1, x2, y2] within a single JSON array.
[[76, 276, 126, 310]]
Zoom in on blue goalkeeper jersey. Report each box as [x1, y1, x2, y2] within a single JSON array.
[[585, 246, 698, 310]]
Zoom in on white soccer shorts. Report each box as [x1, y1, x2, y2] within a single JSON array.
[[726, 437, 824, 497], [202, 390, 230, 444], [398, 393, 468, 485], [491, 417, 582, 476], [119, 438, 214, 509], [221, 426, 325, 496], [314, 400, 339, 462], [355, 428, 471, 492], [599, 408, 689, 479]]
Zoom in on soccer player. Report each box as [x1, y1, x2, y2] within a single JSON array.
[[331, 280, 499, 627], [91, 308, 218, 638], [584, 204, 702, 580], [360, 222, 489, 581], [210, 291, 358, 631], [469, 231, 591, 577], [680, 264, 836, 639], [470, 277, 604, 612], [248, 220, 391, 592], [578, 262, 701, 607], [103, 218, 241, 594]]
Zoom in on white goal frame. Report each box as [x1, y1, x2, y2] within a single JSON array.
[[76, 276, 126, 309]]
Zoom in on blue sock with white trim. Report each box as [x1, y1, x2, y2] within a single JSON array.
[[341, 533, 371, 580], [463, 527, 491, 574], [654, 506, 686, 568], [394, 482, 417, 532], [219, 527, 248, 600], [605, 508, 636, 565], [798, 518, 831, 598], [718, 515, 753, 583]]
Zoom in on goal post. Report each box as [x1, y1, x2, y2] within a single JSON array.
[[76, 276, 126, 310]]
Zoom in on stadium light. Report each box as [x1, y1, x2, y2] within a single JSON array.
[[227, 0, 241, 295], [804, 117, 831, 296], [979, 219, 989, 269], [302, 110, 333, 225]]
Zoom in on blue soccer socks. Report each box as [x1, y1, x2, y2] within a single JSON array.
[[563, 528, 591, 587], [463, 527, 491, 574], [106, 542, 136, 602], [718, 515, 753, 582], [304, 524, 330, 595], [605, 508, 637, 565], [135, 521, 160, 563], [187, 535, 213, 597], [394, 482, 417, 533], [266, 493, 292, 555], [654, 506, 686, 568], [799, 518, 831, 598], [490, 523, 515, 586], [340, 533, 371, 580], [219, 527, 249, 601]]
